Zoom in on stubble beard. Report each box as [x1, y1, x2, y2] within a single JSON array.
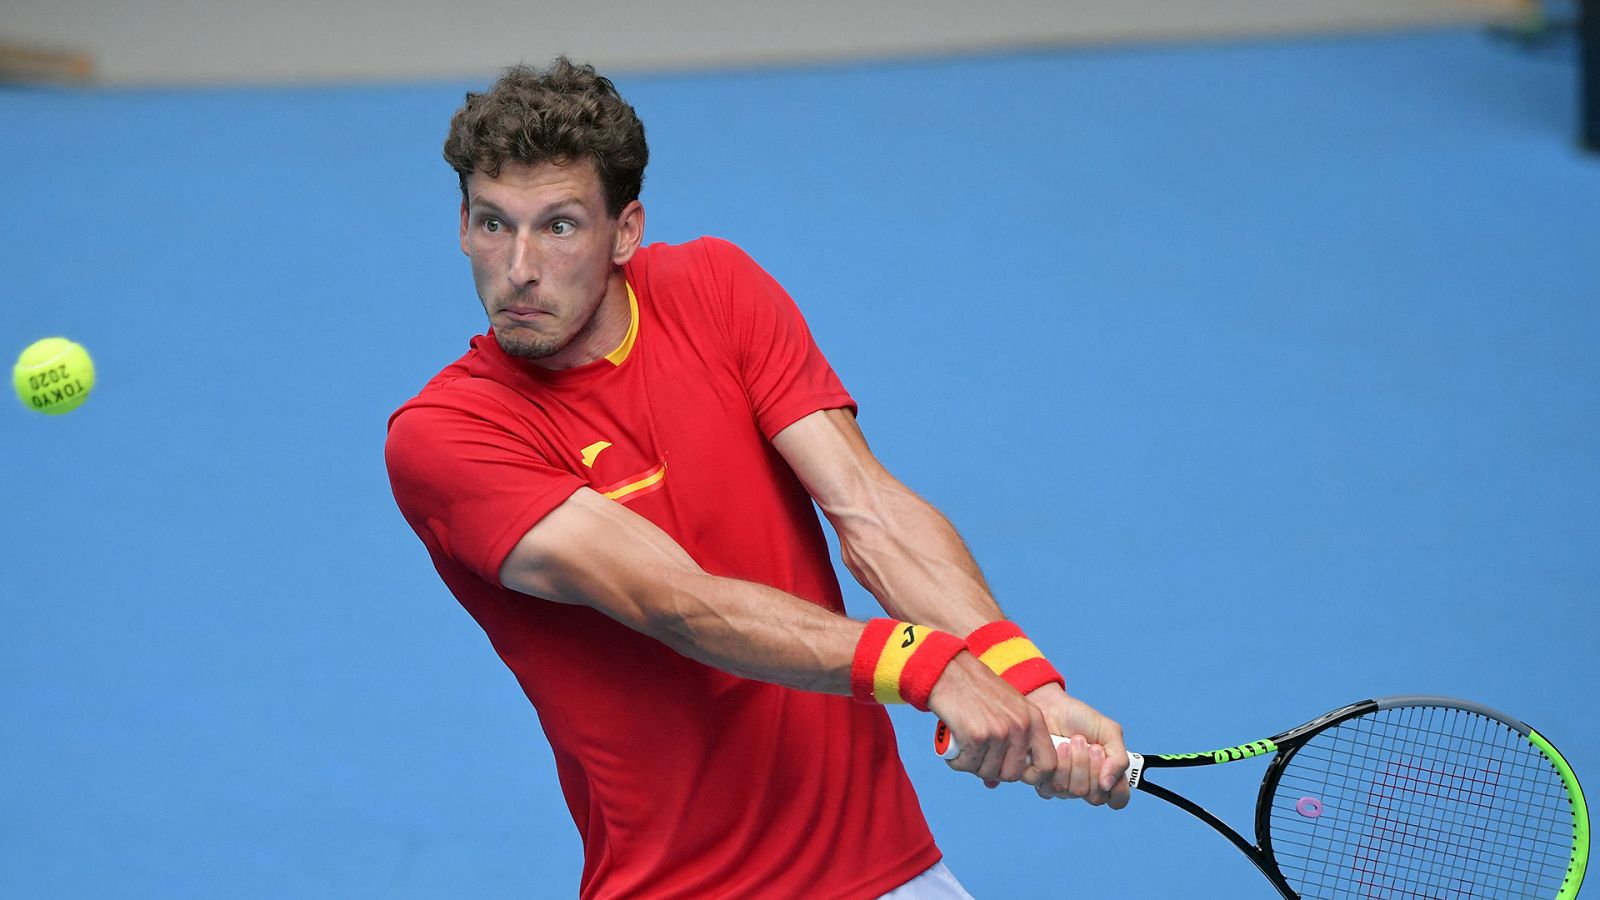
[[487, 284, 565, 360], [484, 272, 611, 363], [495, 325, 563, 360]]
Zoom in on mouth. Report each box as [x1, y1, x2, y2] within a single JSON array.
[[500, 305, 554, 322]]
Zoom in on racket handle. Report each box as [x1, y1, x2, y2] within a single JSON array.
[[933, 720, 1146, 789]]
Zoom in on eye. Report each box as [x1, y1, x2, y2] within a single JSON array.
[[482, 217, 503, 233], [550, 219, 575, 236]]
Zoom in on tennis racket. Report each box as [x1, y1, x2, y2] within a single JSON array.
[[935, 695, 1589, 898]]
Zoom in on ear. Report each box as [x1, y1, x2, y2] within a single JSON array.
[[459, 199, 471, 257], [610, 200, 645, 265]]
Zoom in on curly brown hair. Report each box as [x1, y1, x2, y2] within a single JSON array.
[[443, 57, 648, 217]]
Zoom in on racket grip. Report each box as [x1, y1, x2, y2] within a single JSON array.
[[933, 720, 1146, 790], [934, 719, 1068, 760]]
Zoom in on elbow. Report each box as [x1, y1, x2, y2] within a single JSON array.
[[831, 486, 907, 563]]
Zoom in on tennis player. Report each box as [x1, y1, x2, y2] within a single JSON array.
[[385, 58, 1130, 899]]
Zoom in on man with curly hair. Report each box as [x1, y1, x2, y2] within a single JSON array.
[[386, 57, 1129, 899]]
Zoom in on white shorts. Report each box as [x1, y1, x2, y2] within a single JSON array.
[[876, 862, 975, 900]]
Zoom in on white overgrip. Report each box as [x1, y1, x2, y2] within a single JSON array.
[[935, 724, 1145, 790], [934, 728, 1071, 762]]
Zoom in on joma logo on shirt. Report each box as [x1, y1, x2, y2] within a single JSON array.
[[580, 441, 612, 468], [580, 439, 667, 504]]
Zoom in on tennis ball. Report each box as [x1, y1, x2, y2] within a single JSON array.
[[13, 337, 96, 415]]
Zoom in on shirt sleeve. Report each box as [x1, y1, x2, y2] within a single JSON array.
[[706, 238, 856, 439], [385, 395, 586, 586]]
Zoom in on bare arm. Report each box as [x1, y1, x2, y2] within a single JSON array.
[[773, 408, 1130, 806], [770, 407, 999, 633], [496, 484, 1058, 786], [498, 486, 858, 693]]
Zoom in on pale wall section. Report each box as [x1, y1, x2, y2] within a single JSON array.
[[3, 0, 1526, 85]]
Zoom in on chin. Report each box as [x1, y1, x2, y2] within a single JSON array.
[[499, 331, 563, 358], [496, 330, 565, 360]]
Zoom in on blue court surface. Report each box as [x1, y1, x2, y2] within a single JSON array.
[[3, 26, 1597, 898]]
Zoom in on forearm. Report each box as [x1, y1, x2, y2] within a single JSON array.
[[633, 569, 861, 694], [505, 486, 972, 698], [831, 477, 1003, 634]]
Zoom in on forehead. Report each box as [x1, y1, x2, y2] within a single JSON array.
[[466, 158, 604, 211]]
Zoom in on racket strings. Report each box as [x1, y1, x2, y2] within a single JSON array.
[[1266, 705, 1576, 899]]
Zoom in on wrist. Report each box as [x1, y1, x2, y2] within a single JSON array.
[[1026, 681, 1069, 703], [850, 618, 965, 711], [966, 620, 1065, 695]]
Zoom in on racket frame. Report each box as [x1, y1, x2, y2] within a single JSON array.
[[1133, 695, 1589, 900], [936, 695, 1589, 898]]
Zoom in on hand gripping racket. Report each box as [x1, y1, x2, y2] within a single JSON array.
[[935, 695, 1589, 898]]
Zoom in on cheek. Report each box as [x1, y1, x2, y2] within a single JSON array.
[[467, 249, 502, 293], [468, 250, 493, 279], [549, 240, 610, 285], [468, 233, 508, 263]]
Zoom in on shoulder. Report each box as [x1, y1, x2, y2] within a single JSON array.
[[633, 235, 748, 263], [628, 237, 770, 340], [629, 236, 769, 285], [386, 340, 535, 450], [384, 368, 562, 506]]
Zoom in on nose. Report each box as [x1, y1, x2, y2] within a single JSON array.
[[508, 231, 540, 286]]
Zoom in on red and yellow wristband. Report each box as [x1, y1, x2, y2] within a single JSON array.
[[966, 620, 1065, 695], [850, 618, 966, 711]]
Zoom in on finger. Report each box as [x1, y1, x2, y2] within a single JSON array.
[[977, 737, 1007, 784], [1042, 737, 1074, 799], [999, 728, 1033, 784], [1107, 745, 1133, 810], [1066, 735, 1093, 800], [950, 738, 990, 779], [1024, 722, 1058, 788], [1099, 723, 1130, 794], [945, 740, 977, 773], [1108, 777, 1131, 810], [960, 736, 998, 778], [1020, 762, 1047, 787], [1083, 743, 1109, 806], [1093, 728, 1133, 810]]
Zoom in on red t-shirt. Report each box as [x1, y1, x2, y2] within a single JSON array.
[[385, 237, 939, 899]]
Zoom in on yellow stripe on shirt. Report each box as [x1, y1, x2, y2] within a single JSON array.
[[601, 463, 666, 501]]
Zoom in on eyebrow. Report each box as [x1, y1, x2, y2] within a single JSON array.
[[468, 195, 591, 219]]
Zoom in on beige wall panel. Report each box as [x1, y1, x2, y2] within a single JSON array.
[[2, 0, 1526, 85]]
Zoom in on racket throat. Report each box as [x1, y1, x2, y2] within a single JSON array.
[[1138, 778, 1297, 899]]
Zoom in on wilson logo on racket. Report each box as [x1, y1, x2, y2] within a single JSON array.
[[1213, 739, 1274, 763], [1158, 740, 1278, 765]]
